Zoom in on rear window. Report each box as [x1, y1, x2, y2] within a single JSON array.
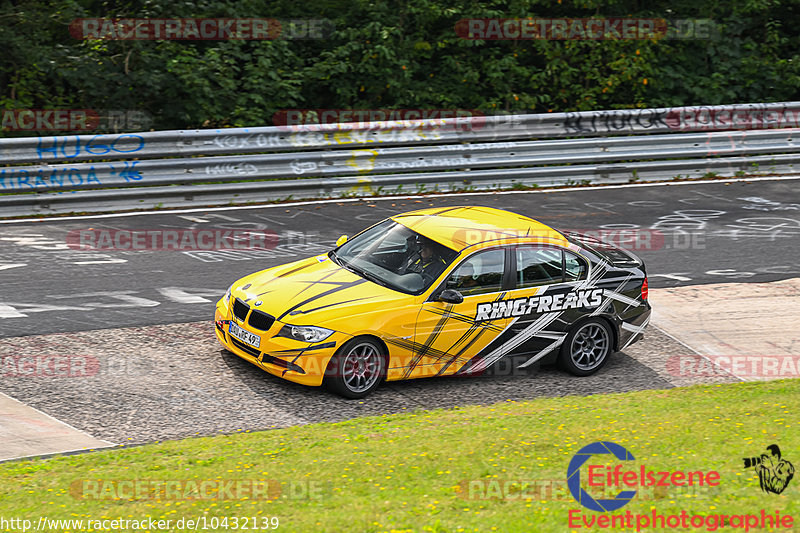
[[563, 231, 641, 267], [516, 247, 563, 288], [564, 251, 588, 281]]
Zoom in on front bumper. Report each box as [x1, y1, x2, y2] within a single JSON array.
[[214, 298, 347, 387]]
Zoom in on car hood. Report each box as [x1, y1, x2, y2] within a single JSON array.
[[229, 255, 413, 324]]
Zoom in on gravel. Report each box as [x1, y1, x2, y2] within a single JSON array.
[[0, 321, 735, 445]]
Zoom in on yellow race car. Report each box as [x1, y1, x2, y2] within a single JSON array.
[[214, 206, 651, 398]]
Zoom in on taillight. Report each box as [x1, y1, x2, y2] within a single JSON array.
[[641, 277, 648, 301]]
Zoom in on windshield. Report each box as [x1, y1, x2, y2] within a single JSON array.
[[331, 219, 458, 295]]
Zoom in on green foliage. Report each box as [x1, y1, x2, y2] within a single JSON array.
[[1, 0, 799, 131]]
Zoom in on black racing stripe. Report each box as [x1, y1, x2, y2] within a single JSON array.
[[286, 348, 311, 369], [253, 263, 324, 298], [402, 304, 454, 378], [436, 292, 508, 376], [424, 306, 504, 332], [383, 336, 452, 365], [269, 342, 337, 357], [435, 325, 488, 376], [275, 261, 318, 278], [426, 312, 500, 368], [277, 278, 368, 321], [289, 268, 344, 299], [449, 311, 502, 357], [402, 290, 509, 377], [391, 290, 509, 376], [253, 288, 275, 298], [451, 292, 520, 374], [270, 348, 305, 355], [288, 341, 337, 367], [288, 296, 378, 317]]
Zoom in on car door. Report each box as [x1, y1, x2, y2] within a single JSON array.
[[410, 248, 513, 379], [501, 245, 592, 369]]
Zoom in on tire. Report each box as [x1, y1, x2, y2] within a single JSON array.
[[558, 319, 613, 376], [326, 336, 386, 399]]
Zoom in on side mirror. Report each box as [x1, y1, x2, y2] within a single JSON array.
[[438, 289, 464, 304], [336, 235, 348, 247]]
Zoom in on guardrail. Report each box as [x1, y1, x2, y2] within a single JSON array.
[[2, 101, 800, 217]]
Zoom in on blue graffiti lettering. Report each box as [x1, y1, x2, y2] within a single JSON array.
[[114, 161, 142, 182], [17, 170, 31, 189], [0, 166, 107, 191], [36, 134, 145, 161], [87, 168, 101, 185], [33, 172, 49, 189], [49, 171, 63, 188]]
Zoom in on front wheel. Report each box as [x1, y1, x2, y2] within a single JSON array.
[[558, 319, 613, 376], [326, 337, 386, 399]]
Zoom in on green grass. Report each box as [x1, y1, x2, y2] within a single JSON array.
[[1, 380, 798, 532]]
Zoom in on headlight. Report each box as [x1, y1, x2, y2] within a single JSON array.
[[277, 325, 334, 343], [224, 284, 233, 304]]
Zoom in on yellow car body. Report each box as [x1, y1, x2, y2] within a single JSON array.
[[214, 206, 651, 397]]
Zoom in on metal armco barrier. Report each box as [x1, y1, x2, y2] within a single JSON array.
[[2, 101, 800, 216]]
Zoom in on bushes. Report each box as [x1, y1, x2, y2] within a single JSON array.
[[1, 0, 798, 132]]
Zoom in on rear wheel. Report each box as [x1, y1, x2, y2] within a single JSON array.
[[326, 337, 386, 399], [558, 319, 612, 376]]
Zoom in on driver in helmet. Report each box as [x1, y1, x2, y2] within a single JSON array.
[[403, 235, 447, 282]]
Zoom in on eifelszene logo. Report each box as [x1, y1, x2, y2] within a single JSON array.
[[567, 441, 720, 512], [743, 444, 795, 494], [568, 441, 637, 512]]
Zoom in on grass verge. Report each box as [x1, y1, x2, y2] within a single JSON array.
[[0, 380, 798, 532]]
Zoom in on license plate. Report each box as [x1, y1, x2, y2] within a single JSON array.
[[229, 321, 261, 348]]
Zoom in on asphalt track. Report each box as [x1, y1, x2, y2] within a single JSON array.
[[0, 177, 797, 450], [2, 177, 799, 338]]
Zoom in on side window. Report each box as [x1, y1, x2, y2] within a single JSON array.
[[445, 249, 505, 296], [516, 247, 563, 288], [564, 251, 588, 281]]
